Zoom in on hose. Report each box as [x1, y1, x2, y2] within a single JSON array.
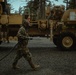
[[0, 42, 18, 61], [0, 37, 32, 61]]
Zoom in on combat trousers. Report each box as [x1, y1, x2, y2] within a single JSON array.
[[13, 47, 37, 69]]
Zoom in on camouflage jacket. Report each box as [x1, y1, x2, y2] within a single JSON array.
[[17, 26, 28, 46]]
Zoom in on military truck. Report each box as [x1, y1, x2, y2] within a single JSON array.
[[0, 0, 22, 43], [0, 0, 51, 43], [53, 9, 76, 50], [1, 0, 75, 50]]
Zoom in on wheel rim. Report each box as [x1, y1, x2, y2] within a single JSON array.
[[62, 36, 73, 48]]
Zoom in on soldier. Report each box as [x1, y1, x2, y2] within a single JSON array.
[[12, 15, 40, 70]]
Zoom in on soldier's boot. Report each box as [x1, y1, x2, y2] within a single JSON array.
[[28, 60, 40, 70], [12, 62, 20, 69], [32, 64, 40, 71]]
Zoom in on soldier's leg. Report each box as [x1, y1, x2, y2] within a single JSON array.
[[23, 51, 40, 70], [12, 50, 22, 69]]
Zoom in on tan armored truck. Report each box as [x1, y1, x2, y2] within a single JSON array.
[[53, 9, 76, 50], [0, 0, 22, 43], [0, 0, 74, 50]]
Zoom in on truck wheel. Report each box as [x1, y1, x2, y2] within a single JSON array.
[[0, 41, 2, 44], [58, 33, 76, 50], [53, 36, 58, 46]]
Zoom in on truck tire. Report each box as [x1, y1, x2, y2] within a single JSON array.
[[0, 41, 2, 44], [58, 32, 76, 50], [53, 35, 59, 46]]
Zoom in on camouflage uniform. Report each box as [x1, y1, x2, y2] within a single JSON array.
[[12, 19, 40, 70]]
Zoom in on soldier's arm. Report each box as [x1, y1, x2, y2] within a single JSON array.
[[17, 27, 28, 39]]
